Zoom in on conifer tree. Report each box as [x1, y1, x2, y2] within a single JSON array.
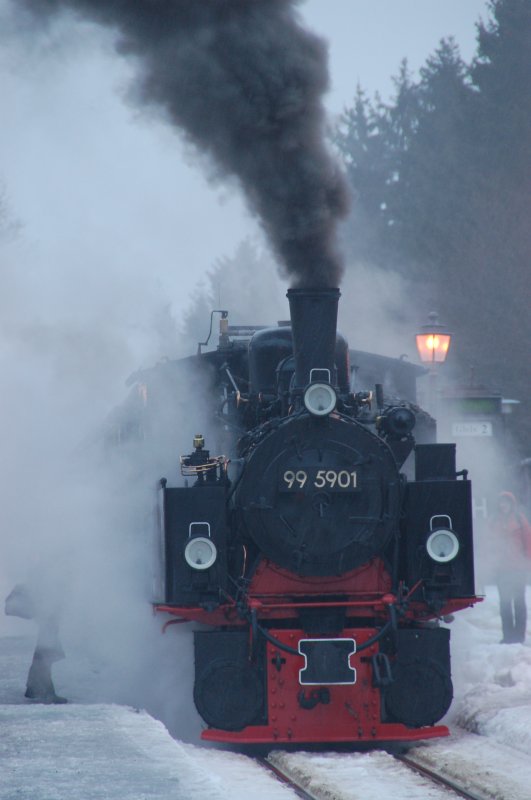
[[336, 0, 531, 451]]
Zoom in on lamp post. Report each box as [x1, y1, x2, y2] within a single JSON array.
[[415, 312, 452, 416]]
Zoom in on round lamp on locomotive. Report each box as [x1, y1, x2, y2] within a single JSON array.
[[303, 382, 337, 416], [426, 515, 460, 563], [183, 522, 218, 570], [415, 312, 452, 364]]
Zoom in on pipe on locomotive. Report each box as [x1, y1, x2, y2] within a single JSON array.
[[286, 287, 341, 391]]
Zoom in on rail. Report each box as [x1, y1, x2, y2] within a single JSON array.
[[397, 753, 490, 800], [257, 758, 321, 800]]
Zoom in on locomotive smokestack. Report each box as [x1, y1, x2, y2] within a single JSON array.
[[287, 287, 340, 389]]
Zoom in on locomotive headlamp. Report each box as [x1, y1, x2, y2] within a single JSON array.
[[184, 537, 217, 570], [426, 528, 460, 563], [303, 383, 337, 417], [426, 514, 459, 563], [184, 522, 217, 570]]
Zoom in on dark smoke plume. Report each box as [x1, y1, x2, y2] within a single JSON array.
[[17, 0, 349, 287]]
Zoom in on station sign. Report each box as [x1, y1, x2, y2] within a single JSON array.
[[451, 421, 493, 437]]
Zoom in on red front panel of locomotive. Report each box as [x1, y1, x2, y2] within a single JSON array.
[[201, 627, 449, 744]]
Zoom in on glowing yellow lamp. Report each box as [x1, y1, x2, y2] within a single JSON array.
[[415, 312, 452, 364]]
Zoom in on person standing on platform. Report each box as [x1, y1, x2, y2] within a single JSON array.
[[5, 580, 67, 704], [491, 491, 531, 644]]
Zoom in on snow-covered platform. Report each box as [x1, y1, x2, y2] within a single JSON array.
[[0, 702, 301, 800], [1, 704, 188, 800]]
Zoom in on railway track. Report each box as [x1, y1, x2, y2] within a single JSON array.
[[397, 753, 490, 800], [258, 757, 321, 800], [262, 749, 495, 800]]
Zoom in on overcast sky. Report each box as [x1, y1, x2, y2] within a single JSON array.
[[304, 0, 490, 110], [0, 0, 490, 368]]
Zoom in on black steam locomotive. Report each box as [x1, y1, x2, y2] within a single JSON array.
[[122, 287, 479, 744]]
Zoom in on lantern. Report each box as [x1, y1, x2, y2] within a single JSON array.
[[416, 312, 452, 364]]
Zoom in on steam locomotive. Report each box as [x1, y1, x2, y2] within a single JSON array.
[[127, 287, 479, 745]]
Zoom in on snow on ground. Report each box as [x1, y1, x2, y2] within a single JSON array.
[[446, 585, 531, 756], [2, 585, 531, 799]]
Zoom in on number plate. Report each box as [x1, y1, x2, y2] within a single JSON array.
[[279, 467, 359, 492]]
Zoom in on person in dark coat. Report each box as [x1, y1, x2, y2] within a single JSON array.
[[5, 583, 67, 703], [24, 614, 67, 703], [491, 491, 531, 644]]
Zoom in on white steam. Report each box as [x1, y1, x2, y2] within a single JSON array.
[[0, 225, 208, 737], [0, 19, 216, 734]]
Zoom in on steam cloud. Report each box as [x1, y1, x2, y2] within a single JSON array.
[[19, 0, 349, 287]]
